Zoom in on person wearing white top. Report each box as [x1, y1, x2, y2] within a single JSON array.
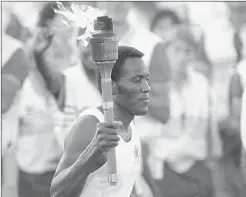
[[218, 31, 246, 195], [17, 68, 63, 197], [2, 12, 30, 157], [141, 24, 219, 197], [33, 37, 102, 149], [50, 46, 151, 197], [2, 9, 30, 196], [15, 3, 70, 197], [31, 13, 102, 149]]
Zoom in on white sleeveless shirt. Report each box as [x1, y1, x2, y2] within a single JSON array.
[[78, 108, 141, 197]]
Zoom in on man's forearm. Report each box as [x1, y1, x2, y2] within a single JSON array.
[[51, 140, 101, 197], [34, 52, 63, 98]]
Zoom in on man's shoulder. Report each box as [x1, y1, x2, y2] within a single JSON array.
[[64, 112, 100, 148], [77, 107, 103, 122]]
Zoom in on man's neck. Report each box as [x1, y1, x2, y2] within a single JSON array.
[[113, 103, 134, 129]]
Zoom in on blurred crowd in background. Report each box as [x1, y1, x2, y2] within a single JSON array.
[[2, 1, 246, 197]]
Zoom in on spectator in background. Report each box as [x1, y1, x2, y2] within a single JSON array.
[[2, 5, 30, 197], [147, 9, 213, 140], [151, 9, 181, 43], [227, 2, 246, 185], [15, 3, 66, 197], [145, 9, 182, 128], [31, 5, 102, 149], [218, 30, 246, 196], [132, 11, 182, 196], [146, 26, 217, 197], [2, 3, 30, 156], [151, 9, 211, 77]]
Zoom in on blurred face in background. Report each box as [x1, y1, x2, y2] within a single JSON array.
[[43, 15, 77, 71], [153, 17, 179, 42], [167, 39, 195, 74]]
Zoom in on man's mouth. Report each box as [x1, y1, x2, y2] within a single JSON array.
[[140, 97, 149, 104]]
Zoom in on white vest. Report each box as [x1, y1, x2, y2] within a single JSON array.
[[79, 108, 141, 197]]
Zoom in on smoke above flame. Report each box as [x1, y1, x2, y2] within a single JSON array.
[[53, 2, 104, 46]]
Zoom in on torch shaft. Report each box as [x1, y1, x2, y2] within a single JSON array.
[[90, 16, 119, 184], [99, 62, 117, 184]]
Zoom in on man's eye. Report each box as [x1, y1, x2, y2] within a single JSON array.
[[134, 77, 141, 83]]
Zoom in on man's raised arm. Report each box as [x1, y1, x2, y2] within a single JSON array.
[[50, 114, 121, 197]]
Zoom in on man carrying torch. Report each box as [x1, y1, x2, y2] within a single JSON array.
[[50, 14, 151, 197]]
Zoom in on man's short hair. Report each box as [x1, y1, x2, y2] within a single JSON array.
[[95, 46, 144, 93], [111, 46, 144, 82], [151, 9, 181, 32]]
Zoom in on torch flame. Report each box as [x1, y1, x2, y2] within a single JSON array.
[[53, 2, 104, 46]]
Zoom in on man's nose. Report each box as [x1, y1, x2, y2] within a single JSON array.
[[141, 80, 151, 92]]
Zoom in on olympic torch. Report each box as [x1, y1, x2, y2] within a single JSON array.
[[89, 16, 118, 185]]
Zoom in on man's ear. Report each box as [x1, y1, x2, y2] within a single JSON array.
[[112, 81, 118, 95]]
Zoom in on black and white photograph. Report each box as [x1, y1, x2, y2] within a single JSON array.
[[1, 1, 246, 197]]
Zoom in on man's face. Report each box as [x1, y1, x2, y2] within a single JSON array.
[[153, 18, 179, 42], [167, 39, 194, 73], [114, 57, 150, 116]]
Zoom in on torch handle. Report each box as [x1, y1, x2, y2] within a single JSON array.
[[101, 75, 117, 185]]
